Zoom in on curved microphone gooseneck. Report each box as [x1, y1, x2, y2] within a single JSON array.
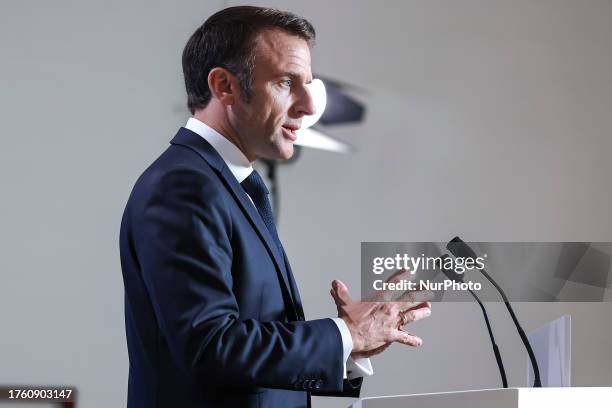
[[439, 255, 508, 388], [446, 237, 542, 387]]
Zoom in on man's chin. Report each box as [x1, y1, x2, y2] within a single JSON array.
[[258, 140, 294, 161], [279, 143, 294, 160], [264, 143, 294, 161]]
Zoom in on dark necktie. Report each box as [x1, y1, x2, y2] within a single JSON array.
[[240, 170, 304, 321], [240, 169, 282, 249]]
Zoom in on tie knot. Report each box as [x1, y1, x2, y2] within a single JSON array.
[[240, 169, 269, 199]]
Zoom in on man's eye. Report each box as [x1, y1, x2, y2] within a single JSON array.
[[281, 79, 293, 88]]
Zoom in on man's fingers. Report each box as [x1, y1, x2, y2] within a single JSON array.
[[396, 289, 435, 303], [330, 280, 352, 306], [386, 268, 410, 283], [368, 269, 412, 302], [406, 301, 432, 310], [390, 330, 423, 347], [402, 301, 432, 313], [399, 305, 432, 324], [388, 298, 432, 315]]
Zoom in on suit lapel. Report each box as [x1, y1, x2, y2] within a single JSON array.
[[170, 128, 298, 319], [283, 250, 305, 320]]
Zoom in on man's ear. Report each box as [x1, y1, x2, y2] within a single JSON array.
[[207, 67, 236, 105]]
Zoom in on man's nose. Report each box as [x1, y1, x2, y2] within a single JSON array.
[[294, 85, 316, 117]]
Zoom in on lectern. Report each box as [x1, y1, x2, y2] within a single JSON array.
[[350, 387, 612, 408]]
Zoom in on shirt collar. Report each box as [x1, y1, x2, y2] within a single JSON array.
[[184, 117, 253, 183]]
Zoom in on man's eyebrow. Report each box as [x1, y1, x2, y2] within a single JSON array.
[[280, 71, 313, 84]]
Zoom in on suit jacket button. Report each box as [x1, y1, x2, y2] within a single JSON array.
[[315, 379, 322, 389]]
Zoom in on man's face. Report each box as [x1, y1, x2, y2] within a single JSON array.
[[229, 29, 315, 161]]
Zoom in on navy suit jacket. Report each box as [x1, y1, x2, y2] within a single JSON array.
[[120, 127, 362, 407]]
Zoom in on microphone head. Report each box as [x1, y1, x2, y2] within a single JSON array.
[[447, 236, 478, 259]]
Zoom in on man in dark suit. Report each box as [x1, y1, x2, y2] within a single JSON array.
[[120, 6, 432, 407]]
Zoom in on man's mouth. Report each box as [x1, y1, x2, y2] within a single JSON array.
[[281, 124, 299, 141]]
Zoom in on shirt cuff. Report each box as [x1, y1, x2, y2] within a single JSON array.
[[330, 318, 374, 379], [347, 356, 374, 379]]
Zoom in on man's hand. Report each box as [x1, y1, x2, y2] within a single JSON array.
[[330, 279, 432, 359]]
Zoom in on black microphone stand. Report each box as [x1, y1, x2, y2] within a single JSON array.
[[447, 237, 542, 387], [468, 287, 509, 388], [440, 255, 508, 388]]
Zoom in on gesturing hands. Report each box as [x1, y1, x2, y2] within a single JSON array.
[[329, 278, 433, 359]]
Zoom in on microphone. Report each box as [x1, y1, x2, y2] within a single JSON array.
[[446, 237, 542, 387], [439, 255, 508, 388]]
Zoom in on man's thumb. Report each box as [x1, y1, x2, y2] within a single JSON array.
[[331, 280, 352, 305]]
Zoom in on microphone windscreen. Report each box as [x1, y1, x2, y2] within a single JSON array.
[[447, 236, 478, 259]]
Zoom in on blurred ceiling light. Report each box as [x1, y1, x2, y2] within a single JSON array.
[[294, 128, 352, 154], [301, 78, 327, 130], [294, 77, 365, 154]]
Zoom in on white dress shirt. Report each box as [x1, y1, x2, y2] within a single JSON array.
[[184, 117, 373, 380]]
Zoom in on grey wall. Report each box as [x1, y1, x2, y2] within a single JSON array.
[[1, 1, 611, 407]]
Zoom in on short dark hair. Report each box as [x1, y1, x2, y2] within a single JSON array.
[[182, 6, 316, 114]]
